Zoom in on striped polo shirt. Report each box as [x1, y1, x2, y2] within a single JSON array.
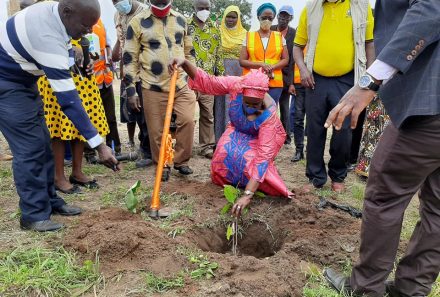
[[0, 1, 101, 147]]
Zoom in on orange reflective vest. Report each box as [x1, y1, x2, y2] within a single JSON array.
[[93, 19, 113, 87], [243, 31, 284, 88]]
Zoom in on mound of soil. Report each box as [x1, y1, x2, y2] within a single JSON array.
[[63, 180, 362, 296], [63, 208, 187, 276]]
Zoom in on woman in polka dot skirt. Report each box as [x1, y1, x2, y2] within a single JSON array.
[[38, 40, 109, 194]]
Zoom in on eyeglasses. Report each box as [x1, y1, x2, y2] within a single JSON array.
[[260, 16, 274, 21]]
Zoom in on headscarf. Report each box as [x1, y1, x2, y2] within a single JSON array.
[[220, 5, 247, 51], [256, 3, 276, 17], [229, 68, 269, 99]]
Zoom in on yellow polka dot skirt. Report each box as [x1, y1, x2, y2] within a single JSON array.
[[38, 73, 109, 142]]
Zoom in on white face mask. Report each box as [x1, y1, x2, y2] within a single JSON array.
[[327, 0, 339, 2], [196, 9, 210, 23]]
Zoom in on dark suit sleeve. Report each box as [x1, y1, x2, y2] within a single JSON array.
[[377, 0, 440, 74]]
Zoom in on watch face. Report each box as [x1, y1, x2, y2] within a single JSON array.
[[359, 75, 371, 88]]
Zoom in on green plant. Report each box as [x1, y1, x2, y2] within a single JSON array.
[[167, 227, 186, 238], [0, 247, 101, 297], [189, 255, 219, 280], [125, 180, 141, 213], [144, 272, 184, 293]]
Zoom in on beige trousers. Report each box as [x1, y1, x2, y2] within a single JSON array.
[[142, 86, 196, 167], [196, 92, 215, 152]]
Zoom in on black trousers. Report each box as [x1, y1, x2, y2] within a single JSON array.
[[279, 87, 291, 143], [0, 80, 65, 222], [305, 72, 353, 187], [350, 115, 440, 297], [292, 84, 306, 152], [120, 81, 152, 159], [349, 108, 366, 165]]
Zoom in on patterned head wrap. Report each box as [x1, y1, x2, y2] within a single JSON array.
[[257, 3, 277, 17], [241, 69, 270, 99]]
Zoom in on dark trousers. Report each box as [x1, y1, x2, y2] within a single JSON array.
[[120, 81, 152, 159], [291, 84, 306, 152], [268, 87, 283, 104], [349, 108, 366, 164], [85, 84, 121, 157], [0, 81, 65, 222], [305, 72, 353, 187], [279, 87, 291, 143], [350, 116, 440, 297]]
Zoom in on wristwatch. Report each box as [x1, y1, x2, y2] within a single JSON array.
[[358, 73, 380, 91], [243, 190, 254, 196]]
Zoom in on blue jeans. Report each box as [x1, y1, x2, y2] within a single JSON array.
[[268, 87, 283, 104]]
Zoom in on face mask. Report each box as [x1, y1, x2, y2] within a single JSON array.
[[327, 0, 338, 2], [150, 1, 172, 18], [196, 9, 210, 23], [260, 19, 272, 31], [243, 103, 260, 115], [115, 0, 132, 15]]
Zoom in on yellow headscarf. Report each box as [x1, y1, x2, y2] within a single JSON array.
[[220, 5, 247, 51]]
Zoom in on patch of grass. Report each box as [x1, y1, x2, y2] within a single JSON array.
[[430, 277, 440, 297], [0, 247, 101, 297], [0, 166, 13, 179], [81, 164, 107, 176], [167, 227, 186, 238], [350, 182, 365, 202], [144, 272, 185, 293], [100, 186, 128, 206], [401, 202, 420, 241]]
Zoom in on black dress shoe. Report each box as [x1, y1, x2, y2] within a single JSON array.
[[52, 204, 82, 216], [291, 151, 304, 162], [323, 268, 355, 295], [174, 165, 193, 175], [20, 219, 64, 232]]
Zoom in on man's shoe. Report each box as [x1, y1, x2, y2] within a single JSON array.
[[323, 268, 354, 295], [135, 158, 153, 168], [331, 182, 345, 193], [174, 165, 193, 175], [291, 151, 304, 162], [284, 138, 291, 145], [200, 148, 214, 159], [20, 219, 64, 232], [52, 204, 82, 216]]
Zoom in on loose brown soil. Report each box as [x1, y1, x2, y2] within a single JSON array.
[[64, 179, 361, 296]]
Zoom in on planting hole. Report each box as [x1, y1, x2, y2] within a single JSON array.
[[193, 222, 285, 259]]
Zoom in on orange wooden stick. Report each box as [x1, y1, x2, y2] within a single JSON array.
[[150, 70, 178, 212]]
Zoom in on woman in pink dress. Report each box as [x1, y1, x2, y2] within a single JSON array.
[[169, 59, 293, 217]]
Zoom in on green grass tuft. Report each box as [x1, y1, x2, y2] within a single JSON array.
[[0, 247, 100, 297], [144, 272, 184, 293]]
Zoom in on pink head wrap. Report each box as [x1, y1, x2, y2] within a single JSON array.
[[230, 68, 270, 99]]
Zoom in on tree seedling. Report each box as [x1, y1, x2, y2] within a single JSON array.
[[189, 255, 219, 280], [125, 180, 141, 213]]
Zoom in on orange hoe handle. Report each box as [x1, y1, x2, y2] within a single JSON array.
[[150, 70, 178, 212]]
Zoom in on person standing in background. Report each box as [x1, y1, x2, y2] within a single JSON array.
[[271, 5, 295, 145], [188, 0, 224, 159], [290, 47, 307, 163], [112, 0, 153, 168], [293, 0, 375, 192], [216, 5, 247, 142], [239, 3, 289, 104], [84, 18, 122, 164], [124, 0, 196, 181]]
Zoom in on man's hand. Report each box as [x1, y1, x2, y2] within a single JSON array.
[[299, 67, 315, 89], [231, 195, 252, 218], [168, 58, 185, 74], [325, 85, 376, 130], [128, 95, 141, 113], [288, 84, 296, 95], [96, 143, 120, 171]]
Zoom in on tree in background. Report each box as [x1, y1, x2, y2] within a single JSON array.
[[173, 0, 252, 29]]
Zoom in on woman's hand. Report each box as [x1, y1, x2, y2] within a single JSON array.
[[168, 58, 186, 75], [231, 195, 252, 217], [261, 63, 273, 74]]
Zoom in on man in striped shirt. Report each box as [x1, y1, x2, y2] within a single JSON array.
[[0, 0, 119, 232]]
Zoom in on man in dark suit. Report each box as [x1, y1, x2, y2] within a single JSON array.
[[271, 5, 295, 145], [323, 0, 440, 296]]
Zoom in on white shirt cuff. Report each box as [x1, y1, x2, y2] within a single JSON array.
[[367, 60, 398, 82], [87, 134, 103, 149]]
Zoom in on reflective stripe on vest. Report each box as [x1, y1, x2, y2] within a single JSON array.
[[93, 19, 113, 87], [243, 31, 284, 88]]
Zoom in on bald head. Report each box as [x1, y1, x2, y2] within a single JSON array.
[[59, 0, 101, 40]]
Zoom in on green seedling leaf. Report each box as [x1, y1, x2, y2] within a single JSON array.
[[224, 185, 239, 204], [220, 203, 232, 214], [226, 224, 234, 240], [125, 180, 141, 213]]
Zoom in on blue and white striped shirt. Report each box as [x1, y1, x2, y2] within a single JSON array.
[[0, 1, 102, 147]]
